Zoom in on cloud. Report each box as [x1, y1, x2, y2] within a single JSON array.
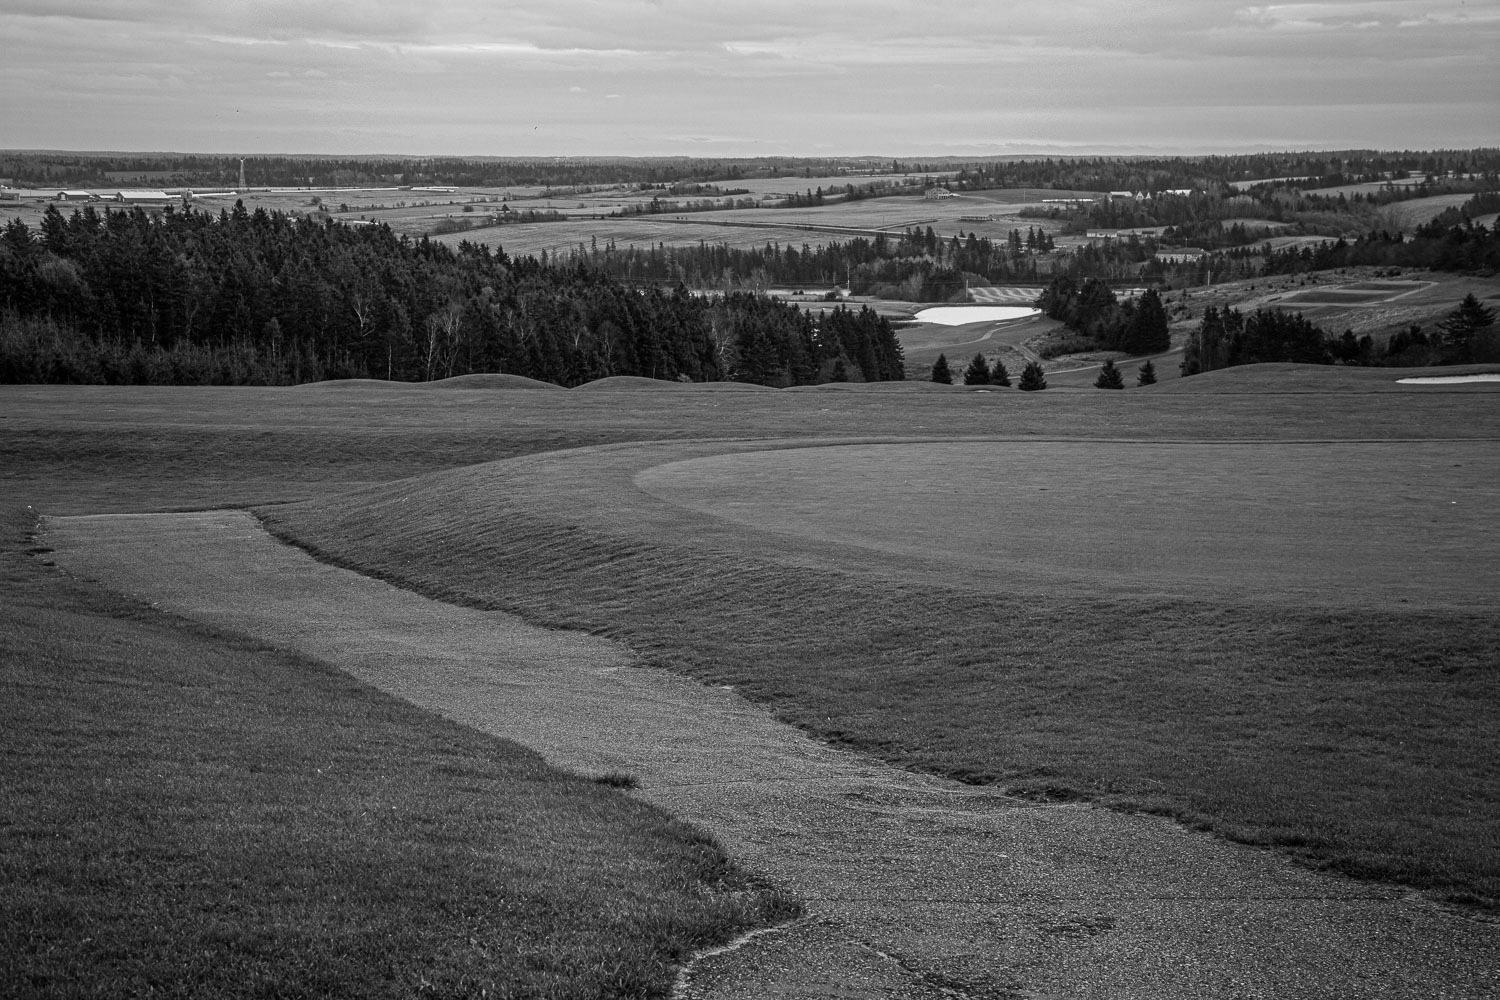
[[1, 0, 1494, 155]]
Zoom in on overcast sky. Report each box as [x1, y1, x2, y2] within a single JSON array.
[[3, 1, 1496, 157]]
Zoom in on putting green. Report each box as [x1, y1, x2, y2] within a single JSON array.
[[635, 440, 1499, 608]]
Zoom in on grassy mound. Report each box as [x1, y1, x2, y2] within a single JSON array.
[[260, 443, 1500, 909], [422, 373, 563, 390], [573, 375, 699, 391]]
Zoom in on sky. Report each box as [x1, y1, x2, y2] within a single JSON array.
[[2, 0, 1497, 157]]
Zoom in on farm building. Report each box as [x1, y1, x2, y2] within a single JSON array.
[[112, 190, 176, 204], [924, 187, 956, 200], [1155, 247, 1207, 263], [56, 191, 97, 201]]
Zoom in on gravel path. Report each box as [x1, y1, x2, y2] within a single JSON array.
[[45, 511, 1500, 999]]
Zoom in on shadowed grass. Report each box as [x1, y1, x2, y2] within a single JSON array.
[[0, 504, 798, 997]]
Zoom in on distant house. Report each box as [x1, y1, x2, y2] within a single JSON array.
[[56, 191, 96, 201], [924, 187, 956, 200], [1155, 247, 1207, 264]]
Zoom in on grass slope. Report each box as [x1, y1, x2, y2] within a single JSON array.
[[2, 496, 796, 991], [260, 434, 1500, 910]]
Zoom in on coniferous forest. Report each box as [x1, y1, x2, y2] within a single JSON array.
[[0, 203, 904, 387]]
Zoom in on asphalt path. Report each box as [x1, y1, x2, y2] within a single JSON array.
[[44, 511, 1500, 1000]]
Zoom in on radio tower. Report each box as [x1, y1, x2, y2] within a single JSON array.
[[238, 158, 246, 191]]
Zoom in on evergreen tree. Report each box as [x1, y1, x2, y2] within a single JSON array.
[[1136, 359, 1158, 386], [962, 352, 990, 385], [1438, 293, 1496, 363], [931, 353, 953, 384], [1122, 287, 1170, 354], [990, 358, 1011, 386], [1018, 360, 1047, 391], [1093, 357, 1124, 389]]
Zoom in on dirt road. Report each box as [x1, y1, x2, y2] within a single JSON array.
[[45, 511, 1500, 999]]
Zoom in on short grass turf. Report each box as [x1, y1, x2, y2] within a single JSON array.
[[259, 433, 1500, 910], [0, 503, 796, 998]]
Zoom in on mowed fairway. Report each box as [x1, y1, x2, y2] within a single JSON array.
[[254, 377, 1500, 921], [6, 369, 1500, 996], [635, 440, 1497, 607]]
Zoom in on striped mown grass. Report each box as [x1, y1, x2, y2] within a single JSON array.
[[260, 437, 1500, 909]]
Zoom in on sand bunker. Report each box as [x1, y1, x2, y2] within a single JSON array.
[[1396, 374, 1500, 384], [913, 305, 1038, 325]]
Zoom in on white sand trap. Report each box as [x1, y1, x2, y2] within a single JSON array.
[[43, 511, 1500, 999], [913, 305, 1037, 325], [1396, 374, 1500, 384]]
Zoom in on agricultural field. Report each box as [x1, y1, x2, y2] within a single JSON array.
[[4, 370, 1500, 995], [1168, 267, 1500, 343], [0, 181, 1077, 260]]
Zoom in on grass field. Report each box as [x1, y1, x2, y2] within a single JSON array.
[[1171, 268, 1500, 344], [5, 368, 1500, 996], [0, 402, 800, 996]]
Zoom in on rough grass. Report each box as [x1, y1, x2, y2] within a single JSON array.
[[0, 502, 798, 994], [257, 433, 1500, 909]]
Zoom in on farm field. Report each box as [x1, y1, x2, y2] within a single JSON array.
[[2, 182, 1076, 263], [1169, 268, 1500, 344], [6, 369, 1500, 995]]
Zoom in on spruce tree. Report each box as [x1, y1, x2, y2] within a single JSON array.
[[963, 352, 990, 385], [1137, 359, 1158, 386], [930, 353, 953, 384], [1093, 358, 1124, 389], [990, 358, 1011, 386], [1124, 287, 1170, 354], [1438, 293, 1496, 363], [1018, 360, 1047, 391]]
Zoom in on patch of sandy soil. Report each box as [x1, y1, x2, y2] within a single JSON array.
[[44, 511, 1500, 999]]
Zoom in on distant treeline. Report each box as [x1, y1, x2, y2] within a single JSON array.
[[555, 226, 1063, 299], [558, 206, 1499, 299], [947, 149, 1500, 198], [0, 153, 935, 191], [0, 204, 903, 387], [10, 149, 1496, 197]]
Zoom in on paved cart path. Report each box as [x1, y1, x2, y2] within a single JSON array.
[[45, 511, 1500, 1000]]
